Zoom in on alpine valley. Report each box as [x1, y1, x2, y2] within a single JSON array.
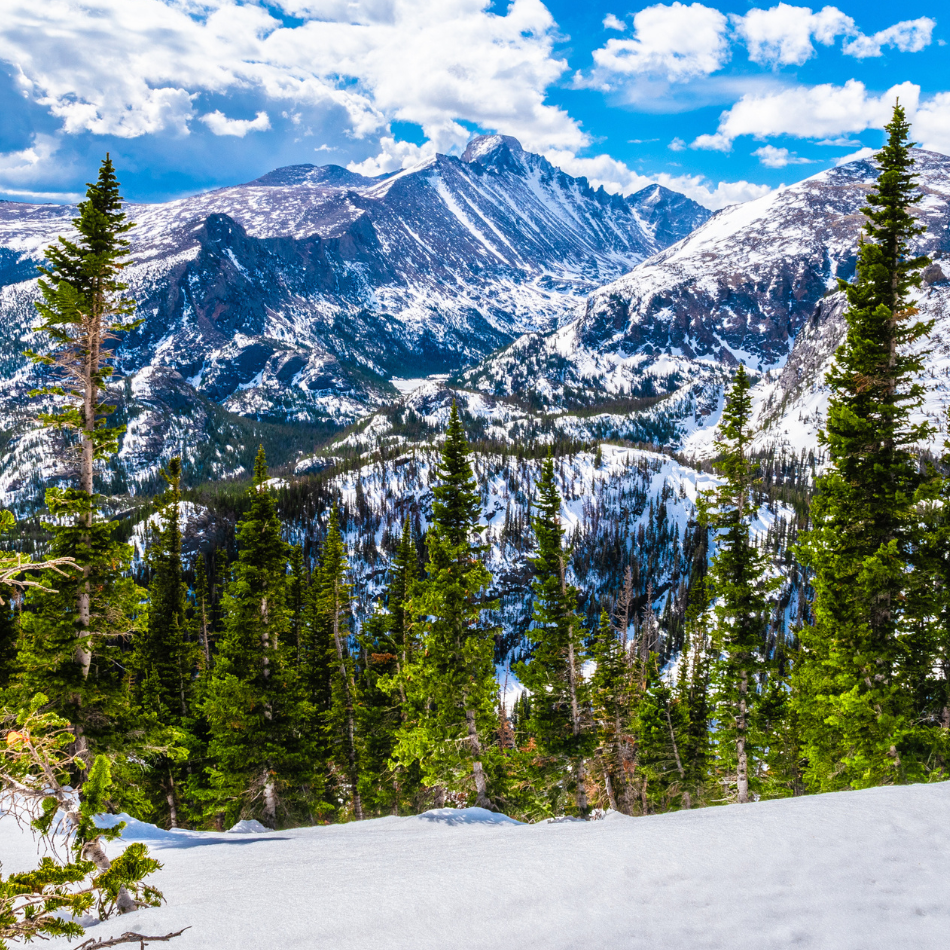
[[3, 140, 947, 503]]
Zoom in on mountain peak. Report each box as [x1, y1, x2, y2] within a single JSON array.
[[249, 164, 376, 189], [461, 134, 525, 165]]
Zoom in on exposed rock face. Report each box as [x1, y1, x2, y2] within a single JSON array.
[[464, 150, 950, 455], [0, 136, 709, 429]]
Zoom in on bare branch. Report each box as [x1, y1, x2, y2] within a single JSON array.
[[71, 928, 191, 950]]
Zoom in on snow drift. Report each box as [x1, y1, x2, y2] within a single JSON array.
[[2, 782, 947, 949]]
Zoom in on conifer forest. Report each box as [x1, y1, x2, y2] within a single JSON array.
[[3, 103, 950, 946]]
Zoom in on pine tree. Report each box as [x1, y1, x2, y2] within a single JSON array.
[[202, 448, 315, 828], [136, 458, 188, 722], [513, 455, 593, 816], [16, 156, 143, 772], [391, 404, 498, 808], [132, 458, 193, 827], [702, 364, 778, 803], [313, 508, 363, 820], [795, 103, 934, 790], [590, 610, 634, 813], [287, 544, 305, 662], [0, 598, 17, 694], [359, 517, 422, 815]]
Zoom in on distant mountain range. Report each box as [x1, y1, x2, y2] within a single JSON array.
[[1, 142, 949, 501], [462, 148, 950, 458], [0, 134, 707, 424]]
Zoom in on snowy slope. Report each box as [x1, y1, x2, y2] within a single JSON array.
[[0, 136, 708, 429], [463, 150, 950, 457], [284, 440, 795, 667], [3, 782, 949, 949]]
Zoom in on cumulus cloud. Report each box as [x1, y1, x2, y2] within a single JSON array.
[[544, 148, 771, 210], [732, 4, 855, 67], [752, 144, 812, 167], [603, 13, 626, 31], [588, 3, 731, 85], [834, 146, 875, 165], [347, 136, 441, 176], [201, 110, 271, 137], [915, 93, 950, 157], [842, 17, 936, 59], [691, 80, 920, 150], [0, 0, 584, 161]]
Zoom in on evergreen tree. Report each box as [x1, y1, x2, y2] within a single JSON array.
[[313, 508, 363, 820], [287, 544, 305, 662], [795, 103, 934, 790], [390, 404, 498, 808], [513, 455, 593, 815], [590, 609, 635, 813], [136, 458, 188, 722], [358, 517, 422, 815], [701, 364, 778, 803], [202, 448, 315, 828], [133, 458, 192, 827], [16, 156, 142, 772], [0, 599, 17, 694]]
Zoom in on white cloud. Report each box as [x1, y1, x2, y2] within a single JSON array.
[[603, 13, 626, 31], [0, 133, 71, 192], [589, 3, 730, 85], [915, 93, 950, 157], [732, 4, 855, 67], [815, 136, 862, 146], [842, 17, 936, 58], [752, 144, 812, 167], [0, 0, 584, 159], [691, 80, 920, 150], [200, 110, 272, 137], [834, 147, 875, 165], [669, 137, 687, 151], [347, 136, 440, 176], [544, 148, 771, 210]]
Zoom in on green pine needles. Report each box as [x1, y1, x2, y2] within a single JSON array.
[[795, 102, 937, 790], [388, 403, 499, 809], [514, 453, 593, 816]]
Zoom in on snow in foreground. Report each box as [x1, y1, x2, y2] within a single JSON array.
[[2, 783, 948, 949]]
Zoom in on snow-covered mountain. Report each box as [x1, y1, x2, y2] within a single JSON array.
[[0, 135, 707, 427], [463, 149, 950, 457]]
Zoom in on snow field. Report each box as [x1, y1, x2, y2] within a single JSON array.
[[3, 782, 948, 949]]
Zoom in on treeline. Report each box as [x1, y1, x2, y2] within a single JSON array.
[[3, 103, 950, 847]]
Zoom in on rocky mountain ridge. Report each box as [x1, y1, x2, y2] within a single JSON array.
[[461, 149, 950, 459], [0, 135, 707, 425]]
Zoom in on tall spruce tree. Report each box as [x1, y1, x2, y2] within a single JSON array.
[[136, 458, 188, 722], [794, 103, 934, 790], [359, 517, 422, 815], [514, 455, 593, 816], [391, 404, 498, 808], [17, 156, 143, 772], [133, 457, 191, 827], [912, 412, 950, 766], [590, 609, 635, 813], [702, 364, 778, 803], [202, 448, 315, 828], [313, 508, 363, 820]]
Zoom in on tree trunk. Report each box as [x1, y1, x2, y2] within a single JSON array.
[[262, 774, 277, 829], [736, 669, 749, 804], [165, 768, 179, 829], [604, 769, 618, 811], [464, 706, 491, 809], [331, 586, 363, 820], [76, 301, 100, 681], [574, 758, 588, 815]]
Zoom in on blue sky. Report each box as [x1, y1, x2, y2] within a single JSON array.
[[0, 0, 946, 208]]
